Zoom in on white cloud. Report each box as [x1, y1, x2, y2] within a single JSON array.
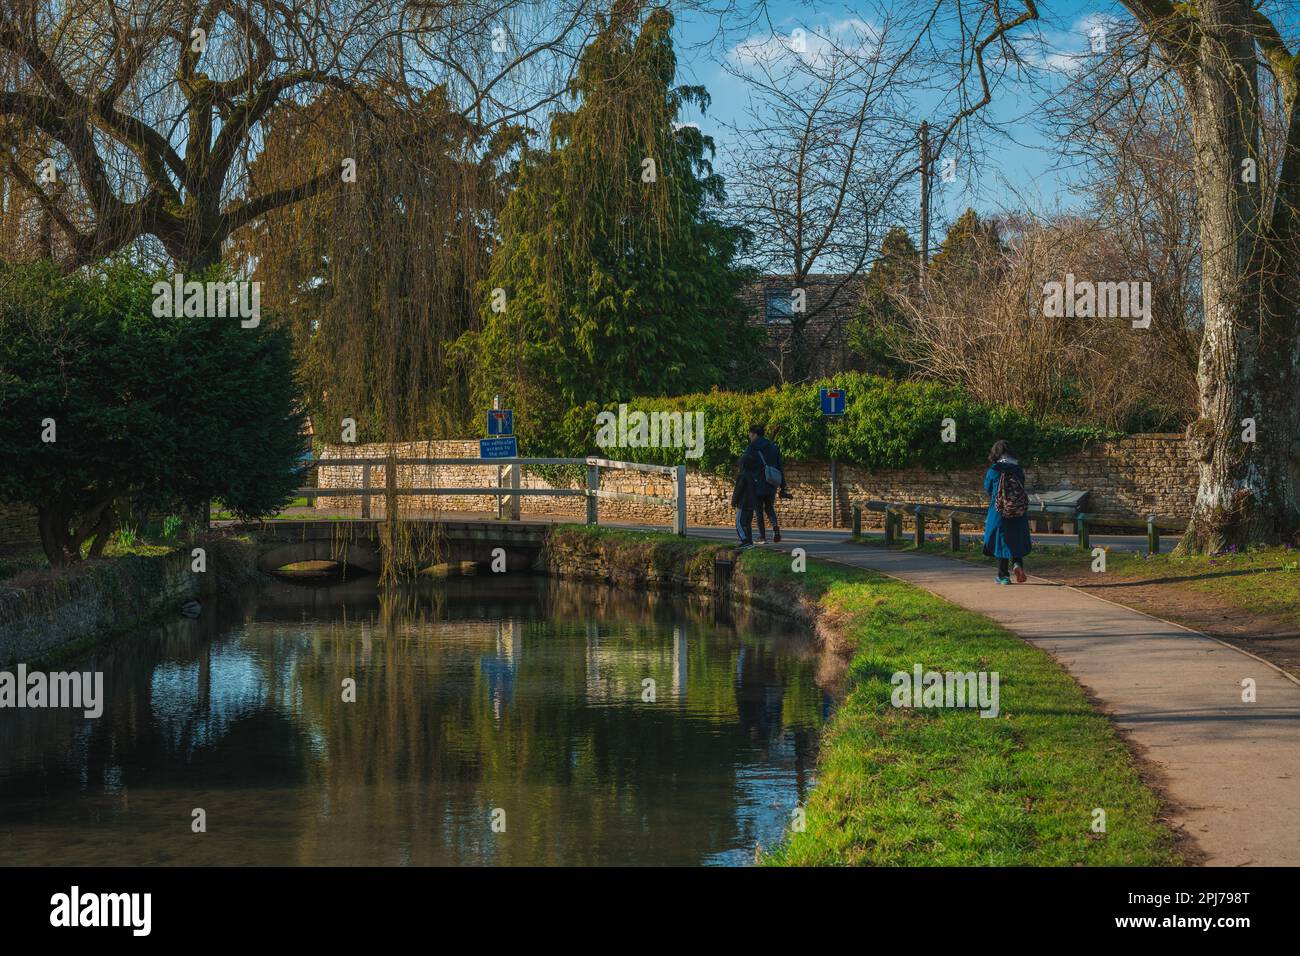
[[1035, 13, 1116, 75], [729, 17, 880, 68]]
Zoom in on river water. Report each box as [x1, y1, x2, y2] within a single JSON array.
[[0, 575, 830, 866]]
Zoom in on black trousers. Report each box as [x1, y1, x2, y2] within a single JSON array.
[[755, 493, 779, 539], [997, 557, 1025, 576]]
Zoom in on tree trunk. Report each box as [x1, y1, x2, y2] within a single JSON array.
[[86, 500, 120, 560], [36, 497, 116, 567], [1178, 1, 1300, 553], [786, 318, 813, 384], [37, 504, 78, 567]]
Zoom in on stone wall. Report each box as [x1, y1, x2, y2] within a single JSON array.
[[0, 502, 40, 548], [315, 433, 1198, 529], [0, 536, 259, 666]]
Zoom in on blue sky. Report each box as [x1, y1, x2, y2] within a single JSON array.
[[666, 0, 1119, 238]]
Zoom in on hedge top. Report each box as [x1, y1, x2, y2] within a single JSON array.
[[543, 372, 1118, 474]]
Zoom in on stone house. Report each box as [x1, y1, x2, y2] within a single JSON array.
[[740, 274, 867, 382]]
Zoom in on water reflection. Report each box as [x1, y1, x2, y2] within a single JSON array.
[[0, 575, 831, 866]]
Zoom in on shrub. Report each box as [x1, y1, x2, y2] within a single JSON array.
[[539, 372, 1117, 474], [0, 259, 306, 566]]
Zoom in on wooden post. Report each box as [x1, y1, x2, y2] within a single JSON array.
[[1147, 516, 1159, 555], [361, 462, 372, 519], [913, 507, 925, 548], [509, 463, 521, 521], [852, 504, 862, 538], [949, 513, 961, 551], [829, 459, 838, 528], [673, 465, 687, 536], [884, 509, 895, 546], [585, 463, 599, 525], [1077, 514, 1089, 551]]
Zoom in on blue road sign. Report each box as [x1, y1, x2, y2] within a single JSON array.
[[487, 408, 514, 436], [479, 436, 518, 459], [820, 387, 846, 416]]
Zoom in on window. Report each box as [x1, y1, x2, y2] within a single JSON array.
[[764, 288, 794, 324]]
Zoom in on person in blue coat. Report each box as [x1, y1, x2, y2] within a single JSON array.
[[982, 439, 1032, 584]]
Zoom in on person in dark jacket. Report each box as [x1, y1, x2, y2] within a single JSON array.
[[745, 424, 783, 543], [982, 439, 1032, 583], [732, 448, 762, 547]]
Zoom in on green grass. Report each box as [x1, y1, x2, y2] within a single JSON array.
[[210, 496, 315, 521], [0, 538, 176, 585], [856, 533, 1300, 630], [562, 527, 1181, 866], [0, 549, 47, 583], [765, 567, 1178, 865], [99, 540, 174, 559]]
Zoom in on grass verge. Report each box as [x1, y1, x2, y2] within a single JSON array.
[[557, 526, 1181, 866]]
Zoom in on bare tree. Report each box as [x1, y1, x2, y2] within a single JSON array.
[[751, 0, 1298, 551], [896, 211, 1196, 429], [721, 12, 919, 382], [0, 0, 603, 271], [1028, 0, 1299, 550], [1051, 65, 1202, 419]]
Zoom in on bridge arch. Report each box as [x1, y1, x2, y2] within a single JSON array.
[[255, 538, 382, 575], [242, 519, 549, 577]]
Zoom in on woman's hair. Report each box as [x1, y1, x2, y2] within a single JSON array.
[[988, 439, 1016, 464]]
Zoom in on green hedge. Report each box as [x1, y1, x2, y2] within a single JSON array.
[[537, 372, 1117, 474]]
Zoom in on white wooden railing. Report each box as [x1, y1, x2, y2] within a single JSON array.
[[298, 456, 688, 535]]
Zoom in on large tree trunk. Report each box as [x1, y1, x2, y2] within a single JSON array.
[[36, 497, 115, 567], [1178, 0, 1300, 553]]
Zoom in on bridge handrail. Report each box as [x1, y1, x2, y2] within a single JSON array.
[[309, 456, 586, 467], [300, 486, 585, 497], [583, 456, 679, 475], [304, 455, 688, 535]]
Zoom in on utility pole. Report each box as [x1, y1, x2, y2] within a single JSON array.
[[918, 121, 931, 281]]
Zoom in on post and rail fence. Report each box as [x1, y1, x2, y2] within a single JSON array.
[[293, 455, 689, 536], [852, 500, 1188, 553]]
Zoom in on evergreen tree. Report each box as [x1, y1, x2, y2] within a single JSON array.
[[930, 208, 1004, 282], [0, 260, 305, 565], [848, 226, 920, 377], [467, 1, 759, 442]]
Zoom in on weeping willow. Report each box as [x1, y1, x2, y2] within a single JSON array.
[[235, 83, 515, 581]]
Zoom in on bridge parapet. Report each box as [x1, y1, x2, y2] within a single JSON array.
[[241, 519, 553, 575]]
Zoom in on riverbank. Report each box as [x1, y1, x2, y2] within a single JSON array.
[[543, 526, 1182, 865], [0, 534, 262, 668]]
